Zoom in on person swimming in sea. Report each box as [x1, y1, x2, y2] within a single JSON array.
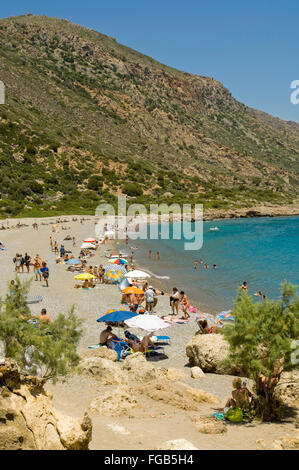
[[241, 281, 248, 291]]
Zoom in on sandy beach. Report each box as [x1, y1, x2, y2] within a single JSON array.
[[0, 216, 297, 450]]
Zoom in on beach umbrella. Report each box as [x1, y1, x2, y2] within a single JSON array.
[[104, 230, 115, 238], [196, 313, 218, 326], [122, 286, 144, 295], [118, 277, 132, 292], [125, 270, 150, 279], [124, 314, 169, 332], [81, 242, 96, 249], [104, 264, 127, 274], [105, 268, 125, 282], [108, 258, 128, 265], [196, 312, 223, 328], [74, 273, 96, 280], [83, 237, 97, 243], [105, 308, 126, 315], [215, 310, 235, 322], [65, 258, 82, 265], [97, 310, 137, 323], [196, 312, 215, 321]]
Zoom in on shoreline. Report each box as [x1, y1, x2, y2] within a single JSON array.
[[0, 202, 298, 224]]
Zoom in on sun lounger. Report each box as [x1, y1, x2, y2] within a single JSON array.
[[138, 335, 171, 344]]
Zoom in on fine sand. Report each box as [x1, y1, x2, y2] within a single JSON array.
[[0, 217, 297, 450]]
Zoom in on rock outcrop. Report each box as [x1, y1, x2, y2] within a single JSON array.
[[0, 359, 92, 450], [186, 334, 242, 374], [274, 371, 299, 408], [191, 416, 227, 434], [80, 356, 127, 385], [186, 334, 230, 373], [85, 351, 220, 417]]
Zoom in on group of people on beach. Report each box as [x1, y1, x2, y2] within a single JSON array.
[[12, 253, 50, 287]]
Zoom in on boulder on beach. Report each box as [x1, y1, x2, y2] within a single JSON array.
[[192, 416, 227, 434], [186, 334, 238, 374], [81, 346, 118, 362], [274, 370, 299, 408], [156, 439, 198, 450], [89, 386, 139, 416], [190, 366, 205, 379], [0, 359, 92, 450], [80, 356, 127, 385]]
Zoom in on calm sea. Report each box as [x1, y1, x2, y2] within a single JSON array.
[[121, 216, 299, 313]]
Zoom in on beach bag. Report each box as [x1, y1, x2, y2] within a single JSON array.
[[224, 407, 243, 423]]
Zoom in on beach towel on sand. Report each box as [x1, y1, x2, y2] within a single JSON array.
[[162, 315, 189, 324]]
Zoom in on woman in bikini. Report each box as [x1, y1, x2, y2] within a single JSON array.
[[180, 291, 190, 319]]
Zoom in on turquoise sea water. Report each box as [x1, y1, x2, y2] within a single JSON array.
[[125, 216, 299, 313]]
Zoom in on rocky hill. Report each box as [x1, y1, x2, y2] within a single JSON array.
[[0, 14, 298, 217]]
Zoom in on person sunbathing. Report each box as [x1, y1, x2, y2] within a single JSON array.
[[126, 333, 154, 353], [225, 378, 252, 411]]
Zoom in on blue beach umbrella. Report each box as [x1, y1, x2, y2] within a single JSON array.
[[97, 310, 138, 323]]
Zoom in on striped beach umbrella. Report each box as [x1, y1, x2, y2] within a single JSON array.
[[104, 264, 127, 274], [215, 310, 235, 322], [108, 258, 128, 265]]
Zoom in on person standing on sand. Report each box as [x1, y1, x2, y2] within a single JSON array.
[[50, 237, 53, 251], [33, 255, 42, 282], [73, 237, 76, 247], [180, 291, 190, 319], [20, 254, 25, 273], [170, 287, 180, 315], [145, 286, 155, 313], [24, 253, 31, 273], [40, 262, 49, 287]]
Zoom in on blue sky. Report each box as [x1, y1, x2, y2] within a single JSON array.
[[1, 0, 299, 122]]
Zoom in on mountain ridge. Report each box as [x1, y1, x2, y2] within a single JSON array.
[[0, 14, 298, 217]]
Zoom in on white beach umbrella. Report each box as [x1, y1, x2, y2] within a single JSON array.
[[125, 270, 150, 279], [124, 314, 169, 332], [81, 242, 96, 249], [104, 230, 115, 239]]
